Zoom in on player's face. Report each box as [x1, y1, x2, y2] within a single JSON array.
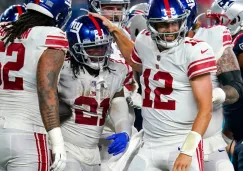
[[101, 4, 124, 22], [85, 45, 107, 62], [155, 21, 179, 41]]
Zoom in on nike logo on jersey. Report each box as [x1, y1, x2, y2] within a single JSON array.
[[201, 49, 208, 54], [218, 149, 225, 152]]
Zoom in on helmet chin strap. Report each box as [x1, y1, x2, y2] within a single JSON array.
[[96, 66, 107, 104]]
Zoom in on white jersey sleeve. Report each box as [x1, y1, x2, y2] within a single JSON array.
[[110, 42, 133, 87], [37, 27, 68, 53], [130, 29, 148, 65], [194, 25, 232, 61], [185, 38, 217, 79]]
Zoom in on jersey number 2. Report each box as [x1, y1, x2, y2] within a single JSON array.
[[143, 69, 175, 110], [0, 42, 25, 90]]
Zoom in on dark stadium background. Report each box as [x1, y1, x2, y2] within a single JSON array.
[[0, 0, 214, 19]]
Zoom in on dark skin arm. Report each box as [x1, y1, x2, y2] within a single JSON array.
[[37, 49, 65, 131], [216, 47, 240, 104]]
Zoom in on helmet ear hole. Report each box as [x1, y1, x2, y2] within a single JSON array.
[[238, 15, 241, 22], [230, 18, 237, 25], [135, 28, 139, 37]]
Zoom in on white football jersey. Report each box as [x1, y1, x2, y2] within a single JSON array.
[[100, 41, 134, 140], [58, 59, 128, 149], [132, 30, 217, 141], [110, 42, 133, 87], [0, 26, 68, 134], [194, 25, 232, 61], [194, 25, 233, 139]]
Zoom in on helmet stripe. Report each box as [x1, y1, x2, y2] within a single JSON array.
[[35, 0, 40, 4], [88, 14, 102, 37], [16, 5, 23, 15], [163, 0, 172, 18]]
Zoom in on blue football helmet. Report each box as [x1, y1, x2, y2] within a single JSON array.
[[88, 0, 130, 26], [26, 0, 72, 29], [147, 0, 189, 48], [66, 15, 113, 70], [180, 0, 197, 30], [0, 4, 27, 22]]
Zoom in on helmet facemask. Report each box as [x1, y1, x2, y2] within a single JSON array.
[[71, 34, 113, 70], [147, 10, 189, 49], [206, 10, 231, 27], [91, 0, 129, 26]]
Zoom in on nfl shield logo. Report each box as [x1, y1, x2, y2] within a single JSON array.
[[239, 43, 243, 50]]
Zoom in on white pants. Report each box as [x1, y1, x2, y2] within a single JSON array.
[[65, 151, 100, 171], [203, 133, 234, 171], [128, 139, 203, 171], [204, 149, 234, 171], [0, 128, 49, 171]]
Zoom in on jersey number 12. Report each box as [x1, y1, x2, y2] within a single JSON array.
[[143, 69, 176, 110]]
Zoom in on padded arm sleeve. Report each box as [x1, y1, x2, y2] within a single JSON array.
[[218, 70, 243, 100]]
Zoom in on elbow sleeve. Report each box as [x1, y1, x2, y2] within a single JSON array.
[[218, 70, 243, 100]]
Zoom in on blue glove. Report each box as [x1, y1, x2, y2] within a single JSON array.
[[106, 132, 130, 156]]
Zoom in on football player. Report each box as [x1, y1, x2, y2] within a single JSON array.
[[90, 0, 217, 170], [209, 0, 243, 170], [181, 0, 242, 170], [58, 15, 131, 171], [0, 0, 71, 171], [87, 0, 142, 164]]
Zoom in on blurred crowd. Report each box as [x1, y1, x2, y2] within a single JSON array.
[[0, 0, 214, 17]]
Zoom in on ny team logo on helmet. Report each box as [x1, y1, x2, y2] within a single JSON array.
[[26, 0, 72, 29], [0, 4, 27, 22], [66, 15, 113, 70], [147, 0, 189, 48]]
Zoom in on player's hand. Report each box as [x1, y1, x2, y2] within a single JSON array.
[[88, 12, 116, 32], [49, 128, 67, 171], [106, 132, 130, 156], [173, 153, 192, 171], [126, 92, 142, 109]]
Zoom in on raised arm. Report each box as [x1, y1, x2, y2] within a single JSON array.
[[89, 12, 142, 72]]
